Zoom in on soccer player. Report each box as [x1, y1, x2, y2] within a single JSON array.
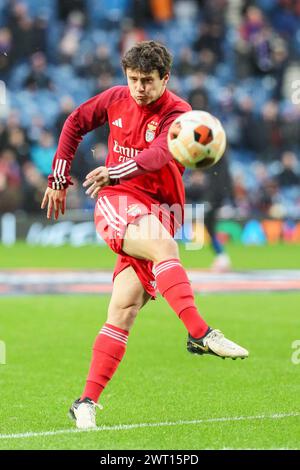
[[206, 157, 234, 272], [41, 41, 248, 429], [185, 161, 233, 272]]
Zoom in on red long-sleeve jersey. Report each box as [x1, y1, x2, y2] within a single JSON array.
[[48, 86, 191, 212]]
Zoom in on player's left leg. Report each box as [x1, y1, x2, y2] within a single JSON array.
[[69, 266, 151, 429]]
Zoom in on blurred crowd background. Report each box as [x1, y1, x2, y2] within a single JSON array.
[[0, 0, 299, 220]]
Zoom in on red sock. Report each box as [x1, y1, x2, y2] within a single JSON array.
[[81, 323, 128, 403], [154, 258, 209, 338]]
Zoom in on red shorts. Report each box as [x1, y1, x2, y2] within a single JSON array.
[[94, 189, 176, 298]]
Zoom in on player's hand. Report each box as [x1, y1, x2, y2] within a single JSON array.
[[41, 187, 67, 220], [83, 166, 110, 198]]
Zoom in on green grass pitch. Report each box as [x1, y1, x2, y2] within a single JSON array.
[[0, 242, 299, 449], [0, 241, 300, 269]]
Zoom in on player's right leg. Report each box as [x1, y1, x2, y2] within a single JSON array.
[[93, 191, 248, 361], [69, 265, 151, 429]]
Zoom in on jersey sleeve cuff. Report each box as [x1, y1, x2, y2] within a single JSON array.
[[48, 174, 73, 190], [108, 160, 143, 180]]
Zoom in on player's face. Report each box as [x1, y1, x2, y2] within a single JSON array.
[[126, 69, 169, 105]]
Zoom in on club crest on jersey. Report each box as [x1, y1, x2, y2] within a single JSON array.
[[145, 121, 158, 142], [126, 204, 142, 217]]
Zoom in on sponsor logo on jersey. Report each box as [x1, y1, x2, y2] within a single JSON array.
[[113, 140, 140, 159], [145, 120, 158, 142]]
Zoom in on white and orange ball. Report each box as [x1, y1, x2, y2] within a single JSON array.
[[167, 110, 226, 169]]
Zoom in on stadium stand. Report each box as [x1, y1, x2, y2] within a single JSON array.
[[0, 0, 299, 217]]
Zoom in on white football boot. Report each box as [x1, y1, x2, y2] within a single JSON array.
[[69, 397, 103, 429], [187, 328, 249, 359]]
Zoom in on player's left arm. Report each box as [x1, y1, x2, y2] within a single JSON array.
[[107, 110, 189, 181]]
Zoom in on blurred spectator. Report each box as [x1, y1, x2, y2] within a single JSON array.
[[6, 127, 30, 166], [232, 171, 251, 217], [174, 0, 199, 24], [92, 73, 115, 96], [249, 162, 277, 216], [198, 48, 218, 74], [0, 27, 12, 75], [3, 110, 22, 134], [30, 130, 56, 176], [199, 0, 228, 25], [238, 100, 284, 161], [28, 114, 46, 143], [8, 2, 37, 63], [188, 86, 209, 111], [260, 100, 284, 160], [238, 5, 290, 81], [174, 47, 196, 77], [59, 11, 85, 63], [130, 0, 154, 27], [281, 105, 300, 150], [23, 52, 53, 91], [239, 5, 265, 43], [21, 161, 47, 213], [193, 22, 224, 63], [77, 45, 115, 78], [238, 96, 265, 153], [271, 38, 289, 100], [55, 96, 76, 136], [0, 112, 25, 149], [90, 74, 112, 145], [57, 0, 87, 22], [185, 156, 234, 271], [31, 15, 48, 55], [277, 151, 300, 187], [0, 148, 22, 212], [235, 5, 265, 78], [249, 26, 275, 75], [264, 179, 281, 217], [120, 19, 147, 56]]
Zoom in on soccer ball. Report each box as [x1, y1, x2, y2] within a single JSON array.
[[167, 110, 226, 169]]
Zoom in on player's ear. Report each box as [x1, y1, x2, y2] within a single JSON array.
[[162, 73, 170, 86]]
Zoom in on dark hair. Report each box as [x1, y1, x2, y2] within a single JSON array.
[[122, 41, 173, 78]]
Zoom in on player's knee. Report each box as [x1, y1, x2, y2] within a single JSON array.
[[151, 238, 179, 263], [108, 303, 140, 330]]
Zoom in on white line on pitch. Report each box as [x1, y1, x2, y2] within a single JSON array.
[[0, 412, 299, 440]]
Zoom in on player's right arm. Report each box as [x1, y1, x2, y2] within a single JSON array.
[[41, 86, 126, 219], [107, 106, 191, 181]]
